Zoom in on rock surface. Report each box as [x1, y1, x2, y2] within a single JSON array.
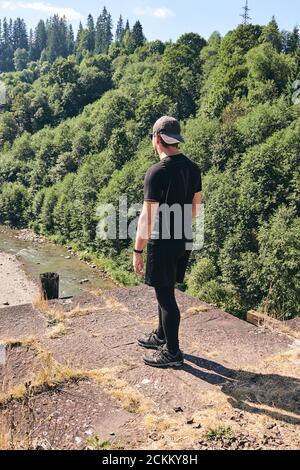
[[0, 286, 299, 450]]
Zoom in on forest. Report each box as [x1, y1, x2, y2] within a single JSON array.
[[0, 7, 299, 320]]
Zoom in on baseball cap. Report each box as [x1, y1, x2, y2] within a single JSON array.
[[153, 116, 185, 145]]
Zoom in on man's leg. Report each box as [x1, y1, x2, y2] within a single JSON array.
[[143, 285, 183, 368], [154, 285, 180, 355], [137, 295, 166, 350], [156, 304, 166, 341]]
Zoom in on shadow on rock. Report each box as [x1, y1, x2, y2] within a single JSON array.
[[183, 354, 300, 425]]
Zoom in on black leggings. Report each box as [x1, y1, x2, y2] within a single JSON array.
[[155, 286, 181, 354]]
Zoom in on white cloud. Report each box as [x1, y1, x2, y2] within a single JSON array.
[[135, 6, 175, 19], [153, 7, 175, 18], [0, 1, 83, 20]]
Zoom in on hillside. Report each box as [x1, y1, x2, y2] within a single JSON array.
[[0, 16, 300, 320]]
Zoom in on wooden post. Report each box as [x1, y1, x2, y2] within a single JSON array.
[[40, 272, 59, 300], [247, 310, 299, 339]]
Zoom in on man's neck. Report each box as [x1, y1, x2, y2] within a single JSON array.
[[158, 149, 182, 160]]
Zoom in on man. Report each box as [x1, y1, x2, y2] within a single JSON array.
[[133, 116, 202, 369]]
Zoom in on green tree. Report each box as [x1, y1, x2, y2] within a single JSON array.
[[95, 7, 113, 54], [86, 14, 95, 52], [246, 43, 294, 103], [31, 20, 47, 60], [153, 43, 201, 118], [12, 17, 28, 50], [13, 48, 29, 71], [115, 15, 124, 43], [256, 207, 300, 319], [0, 113, 19, 147], [45, 15, 69, 62], [177, 32, 206, 58], [260, 16, 283, 52], [0, 182, 29, 226], [0, 17, 14, 71], [127, 21, 145, 53]]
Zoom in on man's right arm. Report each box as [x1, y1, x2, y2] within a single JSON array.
[[192, 167, 202, 219], [192, 191, 202, 219]]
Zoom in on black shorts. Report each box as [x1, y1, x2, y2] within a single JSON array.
[[145, 241, 191, 288]]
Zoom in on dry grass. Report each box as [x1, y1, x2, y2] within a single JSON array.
[[3, 336, 36, 349], [1, 337, 152, 419], [102, 294, 158, 327], [143, 414, 179, 432], [0, 431, 9, 450], [33, 296, 107, 322], [87, 368, 152, 414], [278, 324, 300, 340], [182, 305, 209, 319], [46, 322, 66, 339], [103, 296, 129, 313], [109, 386, 150, 414], [33, 296, 65, 322]]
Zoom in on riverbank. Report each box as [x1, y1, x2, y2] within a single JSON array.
[[0, 225, 118, 301], [0, 251, 38, 307]]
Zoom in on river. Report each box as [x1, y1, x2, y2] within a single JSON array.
[[0, 226, 115, 302]]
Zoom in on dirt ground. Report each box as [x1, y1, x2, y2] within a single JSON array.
[[0, 286, 299, 450], [0, 252, 38, 308]]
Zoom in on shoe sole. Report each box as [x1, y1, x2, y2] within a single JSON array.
[[137, 341, 166, 350], [143, 359, 184, 369]]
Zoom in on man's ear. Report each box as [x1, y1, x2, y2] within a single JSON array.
[[157, 135, 163, 147]]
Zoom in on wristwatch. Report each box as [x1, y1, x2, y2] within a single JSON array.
[[134, 248, 143, 254]]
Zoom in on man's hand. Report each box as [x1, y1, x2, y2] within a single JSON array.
[[133, 252, 144, 277]]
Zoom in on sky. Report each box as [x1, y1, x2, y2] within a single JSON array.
[[0, 0, 299, 41]]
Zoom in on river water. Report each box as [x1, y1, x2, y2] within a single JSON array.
[[0, 226, 115, 298]]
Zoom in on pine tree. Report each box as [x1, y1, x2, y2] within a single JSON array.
[[125, 20, 130, 33], [106, 12, 113, 48], [28, 28, 34, 60], [95, 7, 113, 54], [67, 24, 75, 55], [284, 26, 300, 54], [32, 19, 47, 61], [76, 21, 83, 43], [0, 20, 3, 72], [13, 18, 28, 50], [86, 14, 95, 52], [95, 10, 105, 53], [115, 15, 124, 43], [46, 15, 69, 62], [127, 21, 145, 53], [1, 17, 14, 71], [260, 16, 283, 52]]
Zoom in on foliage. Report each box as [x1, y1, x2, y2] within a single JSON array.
[[0, 15, 300, 319]]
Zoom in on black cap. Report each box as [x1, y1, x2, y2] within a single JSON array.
[[153, 116, 184, 145]]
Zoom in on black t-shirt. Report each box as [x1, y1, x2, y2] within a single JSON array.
[[144, 154, 202, 243]]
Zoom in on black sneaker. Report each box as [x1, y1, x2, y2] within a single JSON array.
[[143, 346, 184, 369], [138, 331, 166, 350]]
